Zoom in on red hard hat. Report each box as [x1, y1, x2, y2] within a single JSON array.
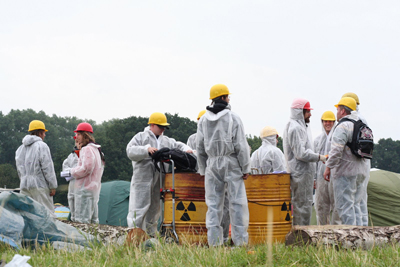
[[291, 98, 313, 110], [303, 101, 313, 110], [74, 122, 93, 133]]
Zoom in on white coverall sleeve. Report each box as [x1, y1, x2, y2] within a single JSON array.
[[40, 144, 58, 189], [170, 139, 191, 151], [326, 123, 349, 169], [71, 147, 96, 179], [289, 128, 319, 163], [62, 153, 75, 171], [271, 150, 287, 172], [196, 122, 208, 176], [232, 116, 251, 174], [126, 134, 151, 162]]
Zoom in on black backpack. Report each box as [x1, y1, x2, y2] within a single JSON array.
[[151, 147, 197, 173], [336, 118, 374, 159]]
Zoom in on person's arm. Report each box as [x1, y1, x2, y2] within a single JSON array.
[[325, 122, 351, 170], [40, 144, 58, 190], [272, 149, 287, 172], [232, 115, 251, 175], [196, 121, 208, 176], [126, 133, 152, 161], [289, 127, 319, 163], [71, 146, 96, 179]]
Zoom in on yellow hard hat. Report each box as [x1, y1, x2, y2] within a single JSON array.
[[260, 126, 278, 138], [28, 120, 48, 132], [342, 92, 360, 105], [335, 97, 357, 111], [209, 84, 230, 100], [148, 112, 170, 126], [197, 110, 206, 120], [321, 111, 336, 121]]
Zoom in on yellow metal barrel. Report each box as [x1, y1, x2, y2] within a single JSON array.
[[163, 173, 292, 245], [245, 173, 292, 244], [163, 173, 208, 244]]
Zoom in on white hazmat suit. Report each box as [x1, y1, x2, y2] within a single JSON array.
[[314, 121, 336, 225], [187, 133, 197, 152], [71, 143, 104, 224], [187, 132, 231, 243], [250, 135, 287, 174], [126, 126, 190, 235], [356, 106, 371, 226], [15, 135, 58, 217], [326, 111, 368, 225], [283, 101, 320, 226], [196, 106, 251, 246], [62, 150, 79, 221]]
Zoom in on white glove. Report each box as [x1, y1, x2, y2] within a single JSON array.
[[60, 170, 71, 177], [319, 155, 327, 163], [65, 176, 73, 182]]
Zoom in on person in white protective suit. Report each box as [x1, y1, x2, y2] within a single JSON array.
[[251, 126, 287, 174], [283, 98, 327, 226], [186, 110, 206, 152], [69, 122, 104, 224], [15, 120, 58, 217], [187, 110, 231, 243], [126, 112, 193, 235], [342, 92, 370, 226], [313, 111, 336, 225], [62, 135, 80, 222], [196, 84, 251, 246], [324, 97, 369, 225]]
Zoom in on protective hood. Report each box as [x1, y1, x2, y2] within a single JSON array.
[[22, 135, 42, 146], [204, 105, 231, 122], [290, 108, 306, 128], [144, 126, 164, 138], [87, 142, 101, 149], [262, 135, 277, 147]]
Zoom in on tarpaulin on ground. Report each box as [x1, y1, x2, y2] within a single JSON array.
[[368, 169, 400, 226], [98, 180, 130, 227], [0, 192, 96, 249]]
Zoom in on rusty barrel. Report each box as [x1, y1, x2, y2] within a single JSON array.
[[163, 173, 208, 244], [163, 172, 292, 245], [244, 173, 292, 244]]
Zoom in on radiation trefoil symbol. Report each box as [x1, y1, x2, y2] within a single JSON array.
[[176, 201, 196, 221], [281, 202, 292, 221]]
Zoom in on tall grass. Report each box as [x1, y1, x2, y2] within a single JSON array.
[[1, 240, 399, 267]]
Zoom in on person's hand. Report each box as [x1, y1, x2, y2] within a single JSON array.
[[324, 167, 331, 182], [242, 173, 249, 180], [186, 150, 193, 154], [319, 155, 327, 163], [148, 147, 158, 155], [50, 189, 56, 196]]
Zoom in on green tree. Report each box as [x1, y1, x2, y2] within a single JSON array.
[[0, 163, 19, 189], [371, 138, 400, 173]]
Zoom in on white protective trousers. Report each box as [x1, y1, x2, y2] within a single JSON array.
[[197, 107, 251, 246], [126, 126, 190, 235]]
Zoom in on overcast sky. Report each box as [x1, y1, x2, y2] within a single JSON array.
[[1, 1, 399, 142]]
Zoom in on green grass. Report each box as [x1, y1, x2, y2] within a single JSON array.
[[1, 241, 399, 267]]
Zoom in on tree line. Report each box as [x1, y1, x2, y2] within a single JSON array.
[[0, 109, 398, 205]]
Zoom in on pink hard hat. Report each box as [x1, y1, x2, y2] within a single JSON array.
[[291, 98, 313, 110], [74, 122, 93, 133]]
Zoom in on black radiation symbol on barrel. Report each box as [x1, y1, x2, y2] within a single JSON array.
[[176, 201, 196, 221], [281, 202, 292, 221]]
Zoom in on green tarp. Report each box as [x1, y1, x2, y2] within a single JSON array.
[[98, 180, 130, 227], [368, 169, 400, 226], [311, 169, 400, 226]]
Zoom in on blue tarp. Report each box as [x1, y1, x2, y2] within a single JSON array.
[[0, 192, 96, 249]]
